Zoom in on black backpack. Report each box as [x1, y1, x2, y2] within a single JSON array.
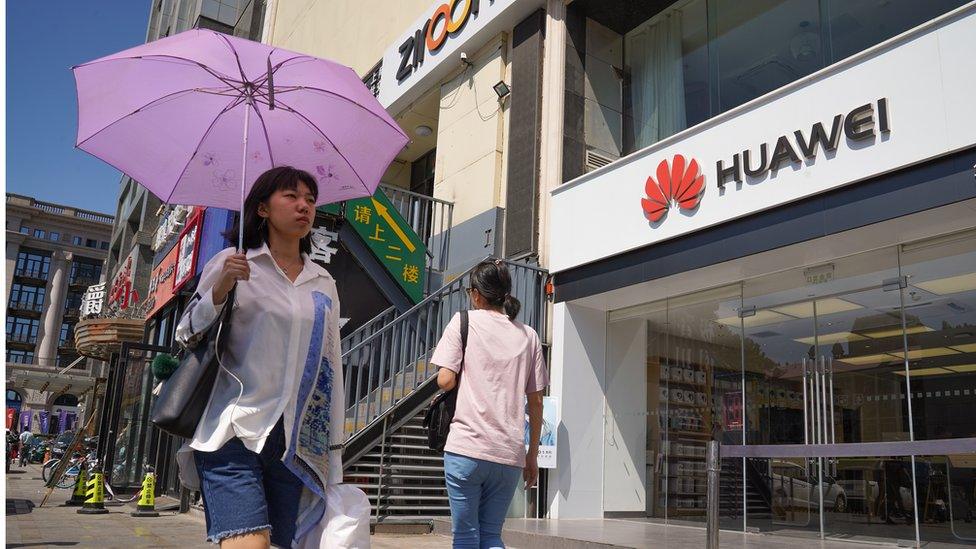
[[423, 310, 468, 452]]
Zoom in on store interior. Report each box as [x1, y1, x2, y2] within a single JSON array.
[[605, 230, 976, 545]]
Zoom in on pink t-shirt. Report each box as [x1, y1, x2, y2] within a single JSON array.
[[429, 309, 548, 468]]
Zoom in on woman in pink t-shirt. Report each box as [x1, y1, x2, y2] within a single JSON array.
[[430, 260, 548, 549]]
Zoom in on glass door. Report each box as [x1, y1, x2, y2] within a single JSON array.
[[739, 247, 919, 543]]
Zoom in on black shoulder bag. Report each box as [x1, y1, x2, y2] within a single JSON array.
[[151, 286, 236, 438], [423, 310, 468, 452]]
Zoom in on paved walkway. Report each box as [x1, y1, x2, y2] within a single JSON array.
[[5, 464, 453, 548]]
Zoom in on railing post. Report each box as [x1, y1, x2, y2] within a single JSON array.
[[707, 440, 721, 549]]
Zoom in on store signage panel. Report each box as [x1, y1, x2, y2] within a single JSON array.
[[174, 208, 204, 291], [108, 247, 140, 310], [377, 0, 542, 112], [145, 244, 181, 319], [550, 12, 976, 273], [345, 189, 427, 303]]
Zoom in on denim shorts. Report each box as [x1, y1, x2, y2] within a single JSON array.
[[194, 418, 304, 547]]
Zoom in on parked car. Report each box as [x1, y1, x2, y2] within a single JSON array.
[[770, 460, 848, 512]]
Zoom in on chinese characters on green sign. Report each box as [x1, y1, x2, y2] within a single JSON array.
[[342, 190, 427, 303]]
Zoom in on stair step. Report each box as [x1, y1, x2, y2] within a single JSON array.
[[387, 443, 433, 451], [371, 494, 449, 502], [346, 483, 447, 491], [363, 452, 443, 462], [343, 472, 442, 481], [375, 505, 451, 512]]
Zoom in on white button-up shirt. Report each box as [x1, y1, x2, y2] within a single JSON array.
[[174, 241, 344, 486]]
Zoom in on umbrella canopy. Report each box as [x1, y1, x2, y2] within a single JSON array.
[[73, 29, 408, 210]]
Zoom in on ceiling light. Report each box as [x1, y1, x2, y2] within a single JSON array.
[[493, 81, 511, 100], [893, 367, 953, 377], [903, 347, 961, 360], [838, 353, 900, 366], [794, 331, 867, 346], [772, 298, 861, 319], [718, 310, 792, 329], [861, 325, 933, 339], [414, 125, 433, 137], [914, 273, 976, 295]]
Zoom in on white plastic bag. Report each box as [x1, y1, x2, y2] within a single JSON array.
[[297, 484, 371, 548]]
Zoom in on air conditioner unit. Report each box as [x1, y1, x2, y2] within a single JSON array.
[[585, 149, 617, 172]]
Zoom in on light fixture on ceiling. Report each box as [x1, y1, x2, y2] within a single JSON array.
[[414, 125, 433, 137], [790, 21, 820, 63], [493, 81, 511, 101]]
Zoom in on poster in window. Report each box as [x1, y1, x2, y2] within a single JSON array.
[[174, 208, 204, 291]]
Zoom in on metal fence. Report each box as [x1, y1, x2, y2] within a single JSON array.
[[378, 184, 453, 275], [341, 258, 548, 438]]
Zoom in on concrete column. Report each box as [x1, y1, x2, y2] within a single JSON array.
[[547, 302, 607, 518], [37, 250, 71, 367], [537, 0, 567, 269]]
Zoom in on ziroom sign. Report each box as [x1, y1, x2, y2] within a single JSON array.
[[548, 10, 976, 274]]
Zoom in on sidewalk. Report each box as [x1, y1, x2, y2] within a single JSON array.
[[5, 464, 453, 548]]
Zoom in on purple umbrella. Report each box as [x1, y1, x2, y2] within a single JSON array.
[[73, 29, 408, 244]]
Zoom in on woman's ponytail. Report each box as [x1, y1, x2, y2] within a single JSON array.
[[503, 294, 521, 321]]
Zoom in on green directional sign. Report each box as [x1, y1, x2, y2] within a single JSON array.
[[344, 189, 427, 303]]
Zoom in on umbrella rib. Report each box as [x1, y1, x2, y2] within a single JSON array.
[[76, 54, 242, 89], [217, 34, 250, 86], [249, 102, 276, 167], [250, 55, 311, 88], [292, 86, 407, 138], [77, 87, 224, 148], [273, 97, 371, 197], [164, 95, 247, 205]]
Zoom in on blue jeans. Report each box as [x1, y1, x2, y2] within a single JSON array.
[[444, 452, 521, 549], [194, 418, 304, 547]]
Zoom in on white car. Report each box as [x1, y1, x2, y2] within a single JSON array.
[[770, 460, 848, 513]]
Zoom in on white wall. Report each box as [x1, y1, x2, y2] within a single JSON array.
[[604, 319, 647, 512], [548, 302, 607, 518]]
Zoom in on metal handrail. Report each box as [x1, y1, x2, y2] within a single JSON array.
[[340, 306, 397, 356], [342, 257, 548, 439], [378, 184, 454, 275]]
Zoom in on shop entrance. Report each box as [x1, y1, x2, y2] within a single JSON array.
[[605, 230, 976, 546]]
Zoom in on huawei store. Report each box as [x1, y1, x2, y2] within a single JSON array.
[[546, 4, 976, 547]]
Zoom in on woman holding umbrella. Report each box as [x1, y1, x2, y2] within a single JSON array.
[[174, 165, 344, 548], [73, 29, 409, 548]]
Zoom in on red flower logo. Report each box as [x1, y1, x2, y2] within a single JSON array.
[[640, 154, 705, 223]]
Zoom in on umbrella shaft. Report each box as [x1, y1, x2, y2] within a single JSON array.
[[239, 98, 251, 253]]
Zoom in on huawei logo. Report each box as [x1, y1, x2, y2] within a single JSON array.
[[640, 154, 705, 223]]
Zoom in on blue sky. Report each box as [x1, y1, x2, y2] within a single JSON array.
[[7, 1, 150, 215]]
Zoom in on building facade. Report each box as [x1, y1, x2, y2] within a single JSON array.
[[547, 1, 976, 547], [5, 193, 114, 434]]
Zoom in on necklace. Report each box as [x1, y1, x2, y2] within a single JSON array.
[[271, 252, 302, 275]]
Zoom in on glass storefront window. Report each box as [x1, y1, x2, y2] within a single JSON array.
[[604, 230, 976, 544], [899, 231, 976, 441], [571, 0, 967, 165], [606, 285, 743, 525], [623, 0, 707, 152]]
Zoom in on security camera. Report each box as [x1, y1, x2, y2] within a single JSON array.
[[460, 52, 472, 66]]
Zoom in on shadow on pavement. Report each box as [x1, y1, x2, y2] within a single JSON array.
[[8, 543, 80, 547], [6, 498, 36, 516]]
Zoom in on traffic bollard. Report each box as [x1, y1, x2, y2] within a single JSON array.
[[706, 440, 720, 549], [131, 469, 160, 517], [63, 469, 88, 507], [77, 467, 109, 515]]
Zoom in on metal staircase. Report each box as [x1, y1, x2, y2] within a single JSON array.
[[720, 458, 773, 522], [339, 258, 549, 522]]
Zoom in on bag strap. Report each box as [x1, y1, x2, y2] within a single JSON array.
[[459, 309, 468, 373]]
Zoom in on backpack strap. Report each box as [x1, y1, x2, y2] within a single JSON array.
[[459, 310, 468, 373]]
